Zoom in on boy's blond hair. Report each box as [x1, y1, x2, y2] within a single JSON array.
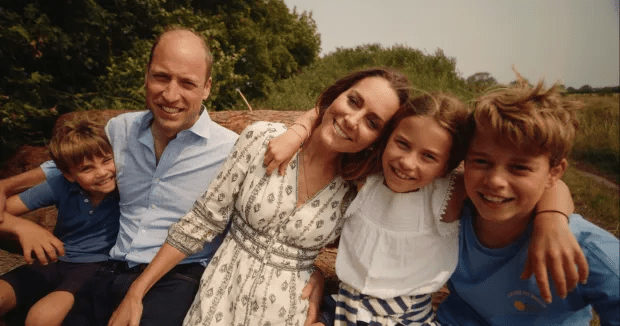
[[49, 117, 112, 174], [471, 81, 580, 167]]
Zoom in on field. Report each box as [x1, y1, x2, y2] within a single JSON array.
[[564, 94, 619, 238]]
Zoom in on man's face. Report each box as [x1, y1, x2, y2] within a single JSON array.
[[145, 31, 211, 139]]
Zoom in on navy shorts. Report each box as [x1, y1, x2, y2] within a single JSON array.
[[0, 260, 103, 308]]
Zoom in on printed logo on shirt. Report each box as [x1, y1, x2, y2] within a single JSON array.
[[507, 290, 547, 313]]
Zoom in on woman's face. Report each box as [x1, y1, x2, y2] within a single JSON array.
[[315, 76, 400, 154]]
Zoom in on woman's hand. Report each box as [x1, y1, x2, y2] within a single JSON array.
[[108, 243, 188, 325], [523, 212, 588, 303], [108, 289, 144, 326], [302, 270, 325, 326]]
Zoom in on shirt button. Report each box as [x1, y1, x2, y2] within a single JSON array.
[[84, 199, 89, 203], [89, 210, 94, 214]]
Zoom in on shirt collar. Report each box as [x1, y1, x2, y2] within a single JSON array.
[[68, 181, 83, 194], [138, 105, 213, 141]]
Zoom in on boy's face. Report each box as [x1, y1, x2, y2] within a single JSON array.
[[464, 128, 566, 223], [382, 115, 451, 193], [63, 153, 116, 200]]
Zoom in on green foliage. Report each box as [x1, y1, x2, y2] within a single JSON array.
[[465, 72, 498, 93], [254, 44, 476, 111], [568, 94, 620, 183], [0, 0, 320, 158], [90, 0, 320, 111], [563, 166, 619, 238]]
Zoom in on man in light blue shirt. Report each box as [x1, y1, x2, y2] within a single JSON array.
[[1, 28, 238, 326]]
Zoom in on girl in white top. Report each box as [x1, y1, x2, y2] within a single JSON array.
[[332, 93, 468, 325], [264, 92, 582, 326]]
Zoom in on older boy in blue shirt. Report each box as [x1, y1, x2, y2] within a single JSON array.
[[0, 118, 120, 326], [436, 82, 619, 325]]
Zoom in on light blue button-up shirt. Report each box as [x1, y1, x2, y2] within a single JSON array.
[[42, 108, 238, 266]]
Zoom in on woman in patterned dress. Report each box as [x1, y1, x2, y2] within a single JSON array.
[[109, 68, 411, 326]]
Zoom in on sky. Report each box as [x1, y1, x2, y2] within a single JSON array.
[[283, 0, 619, 88]]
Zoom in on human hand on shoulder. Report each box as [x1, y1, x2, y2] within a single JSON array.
[[264, 109, 318, 176], [523, 211, 588, 304], [264, 128, 304, 176]]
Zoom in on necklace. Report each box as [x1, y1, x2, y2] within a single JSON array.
[[300, 148, 311, 201]]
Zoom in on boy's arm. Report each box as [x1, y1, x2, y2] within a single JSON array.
[[1, 195, 64, 265], [525, 180, 588, 304], [264, 108, 319, 176], [0, 167, 47, 222]]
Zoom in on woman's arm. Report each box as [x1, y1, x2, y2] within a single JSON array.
[[264, 108, 319, 176], [108, 243, 187, 326], [526, 179, 588, 304]]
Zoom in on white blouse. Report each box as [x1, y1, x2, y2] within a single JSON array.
[[335, 172, 460, 299]]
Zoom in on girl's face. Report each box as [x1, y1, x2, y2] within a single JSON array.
[[382, 115, 452, 193], [315, 76, 400, 154]]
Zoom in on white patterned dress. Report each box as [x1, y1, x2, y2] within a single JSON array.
[[167, 122, 356, 326]]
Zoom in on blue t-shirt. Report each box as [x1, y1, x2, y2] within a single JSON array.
[[436, 200, 620, 325], [19, 173, 120, 263]]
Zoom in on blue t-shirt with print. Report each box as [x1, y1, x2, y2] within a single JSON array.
[[436, 200, 619, 325]]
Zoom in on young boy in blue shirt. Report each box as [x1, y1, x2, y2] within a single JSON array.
[[0, 118, 120, 326], [436, 82, 619, 325]]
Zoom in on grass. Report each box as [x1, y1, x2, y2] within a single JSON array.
[[568, 93, 619, 184], [563, 165, 619, 237], [561, 95, 619, 326]]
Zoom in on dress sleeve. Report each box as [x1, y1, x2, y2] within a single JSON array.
[[166, 122, 283, 255]]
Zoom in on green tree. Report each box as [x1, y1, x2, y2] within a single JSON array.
[[256, 44, 474, 110], [466, 72, 498, 92], [0, 0, 320, 160]]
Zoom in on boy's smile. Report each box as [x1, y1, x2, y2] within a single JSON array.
[[464, 128, 564, 227], [64, 153, 117, 203]]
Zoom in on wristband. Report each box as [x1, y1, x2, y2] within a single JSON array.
[[535, 210, 570, 222]]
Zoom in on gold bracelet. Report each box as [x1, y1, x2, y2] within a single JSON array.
[[535, 210, 570, 222], [291, 123, 310, 140], [288, 126, 305, 144]]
